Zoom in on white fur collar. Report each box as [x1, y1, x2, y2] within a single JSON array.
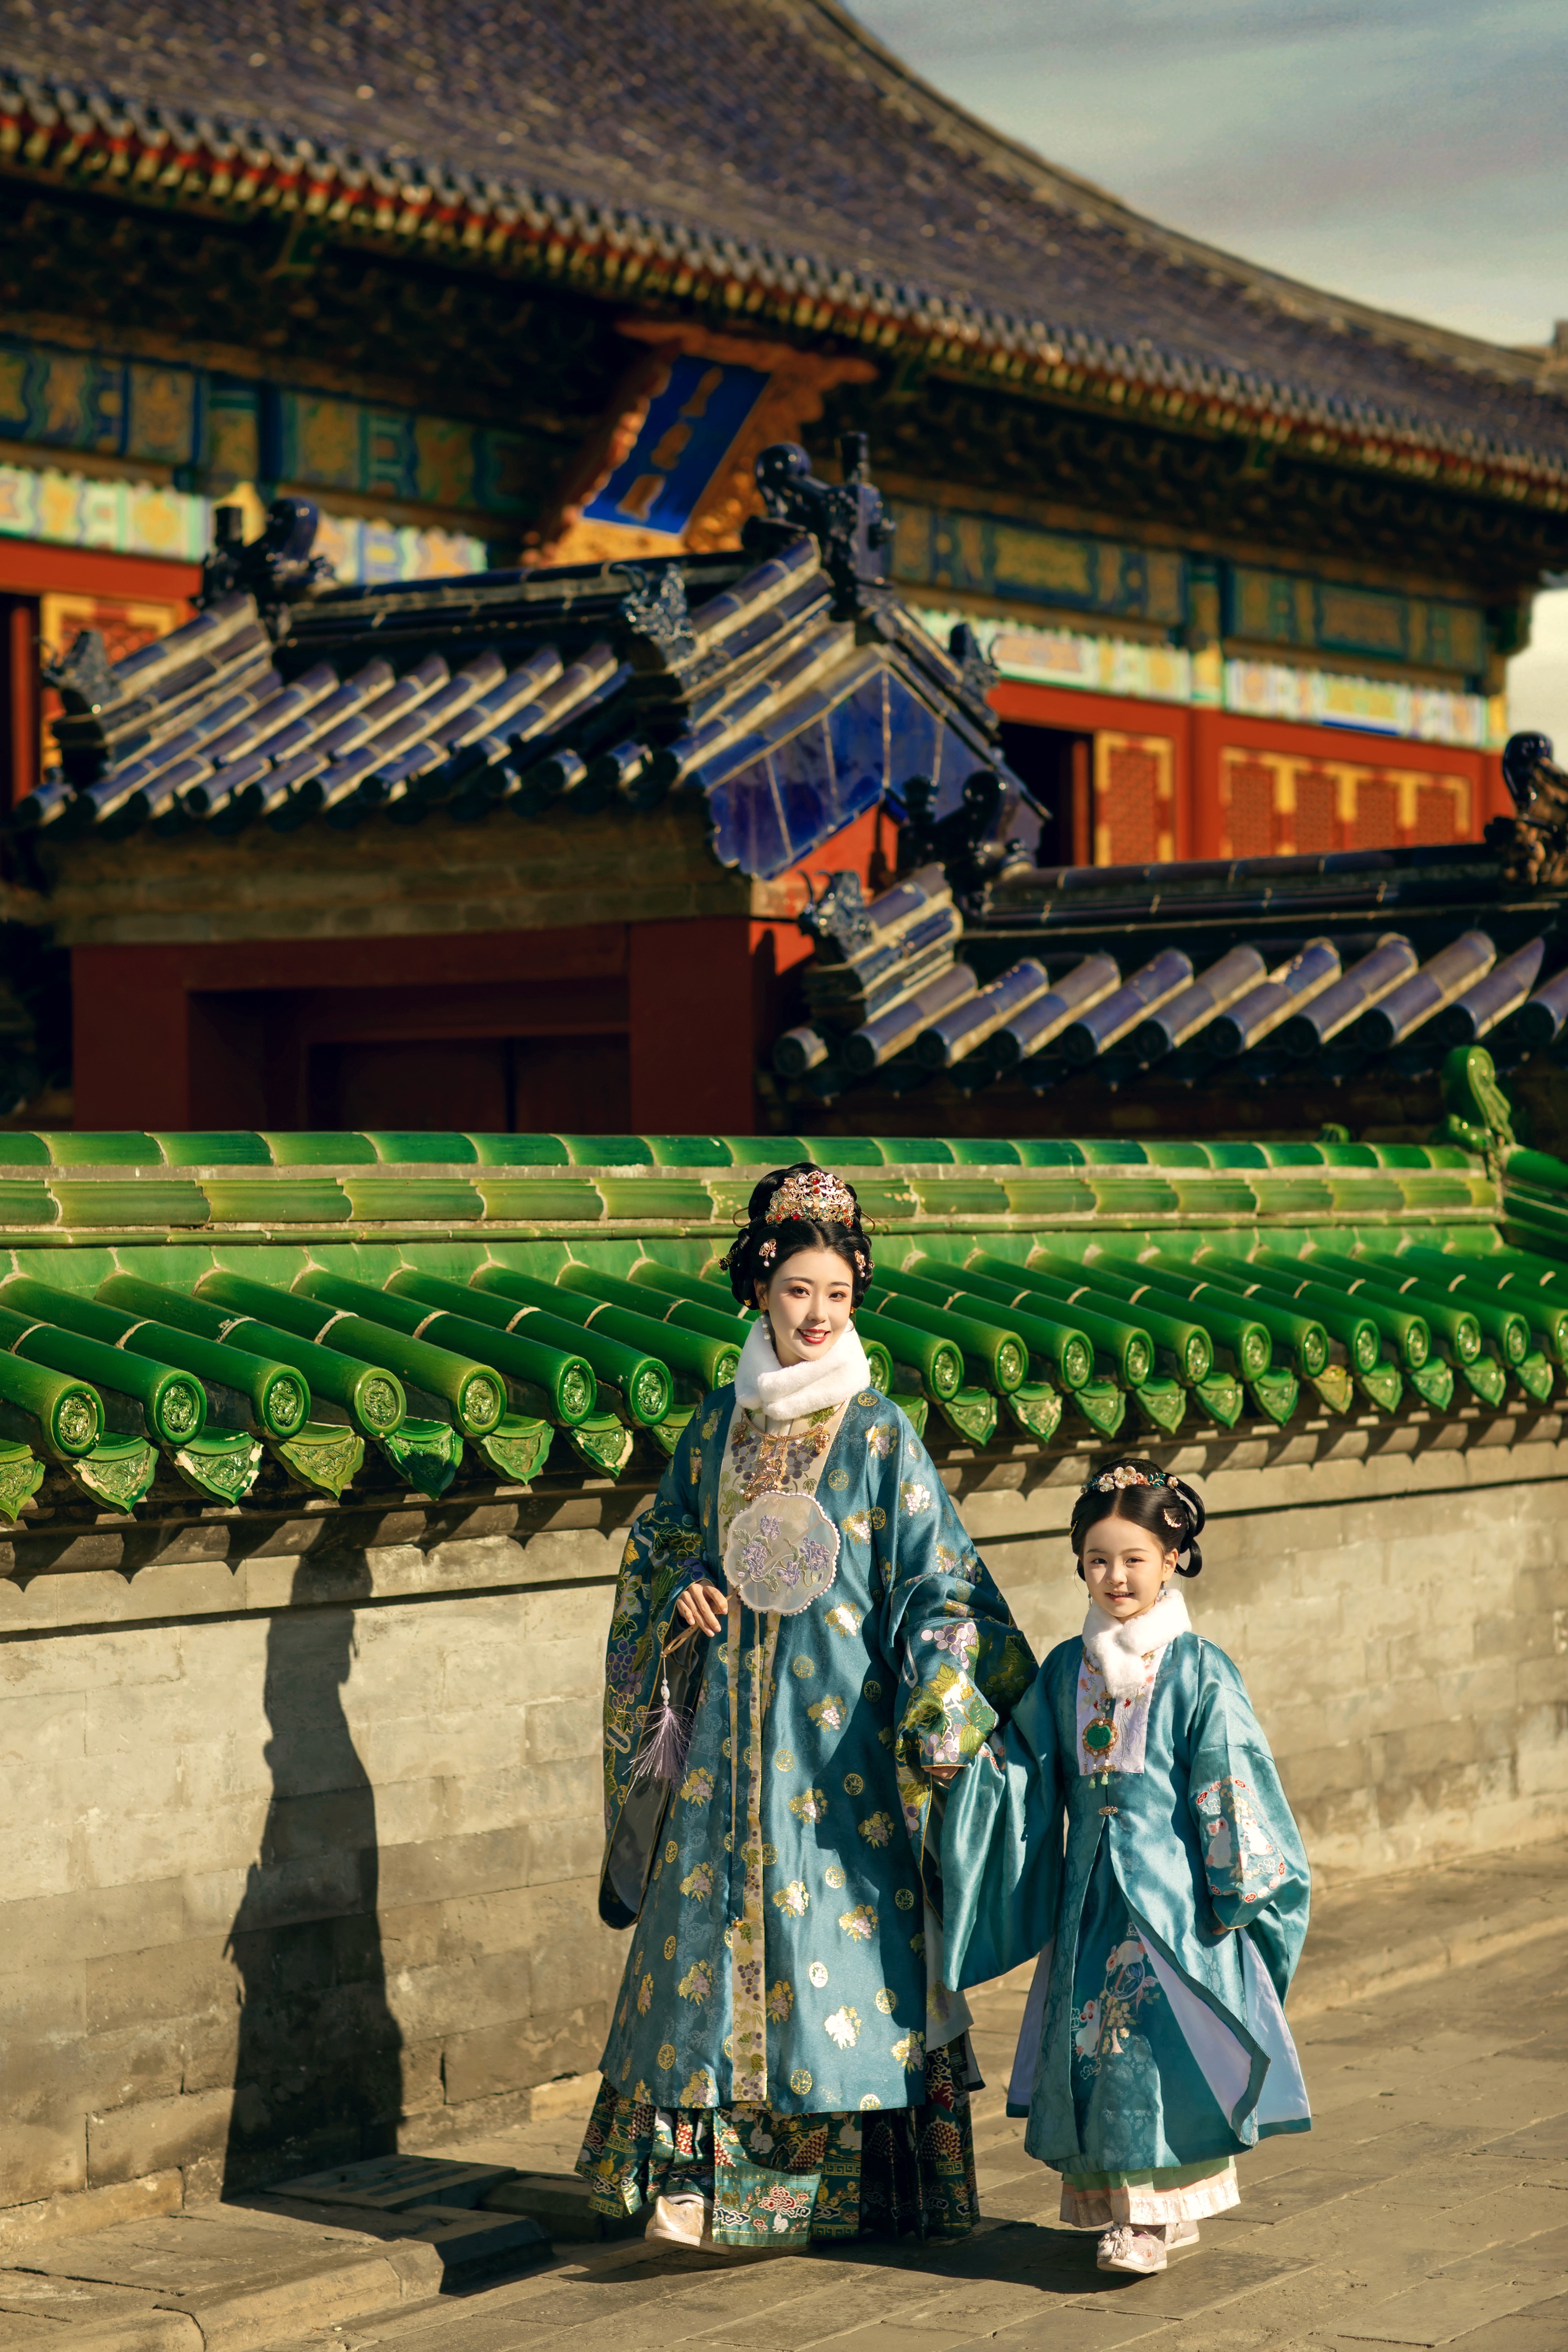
[[1081, 1585, 1193, 1698], [734, 1317, 872, 1425]]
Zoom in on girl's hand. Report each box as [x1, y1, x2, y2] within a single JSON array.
[[675, 1579, 729, 1636], [927, 1761, 964, 1785]]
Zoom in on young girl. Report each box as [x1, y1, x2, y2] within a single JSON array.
[[577, 1164, 1036, 2251], [940, 1457, 1311, 2276]]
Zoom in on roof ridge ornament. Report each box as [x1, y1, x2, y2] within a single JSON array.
[[611, 563, 696, 659], [754, 435, 894, 617], [1492, 730, 1568, 889], [201, 497, 335, 635]]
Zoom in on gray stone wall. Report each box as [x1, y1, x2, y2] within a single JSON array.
[[2, 1431, 1565, 2252]]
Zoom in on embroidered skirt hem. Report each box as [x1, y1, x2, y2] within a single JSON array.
[[575, 2045, 979, 2246], [1056, 2156, 1239, 2229]]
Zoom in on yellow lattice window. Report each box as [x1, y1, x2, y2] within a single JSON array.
[[1094, 731, 1173, 864]]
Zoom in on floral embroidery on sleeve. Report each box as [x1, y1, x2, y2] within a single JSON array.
[[1194, 1775, 1286, 1905]]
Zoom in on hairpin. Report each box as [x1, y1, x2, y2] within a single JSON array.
[[1081, 1463, 1169, 1495]]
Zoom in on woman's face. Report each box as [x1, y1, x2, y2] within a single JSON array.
[[756, 1246, 854, 1366], [1079, 1509, 1178, 1619]]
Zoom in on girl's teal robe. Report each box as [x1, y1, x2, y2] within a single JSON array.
[[595, 1384, 1036, 2119], [940, 1630, 1312, 2176]]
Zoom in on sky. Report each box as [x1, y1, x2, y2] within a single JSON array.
[[849, 0, 1568, 750]]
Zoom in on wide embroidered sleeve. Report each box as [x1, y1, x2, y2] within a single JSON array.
[[938, 1665, 1064, 1991], [1186, 1641, 1311, 2003], [866, 1405, 1036, 1773]]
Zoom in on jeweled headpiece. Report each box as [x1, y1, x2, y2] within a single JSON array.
[[765, 1167, 857, 1226], [1082, 1463, 1168, 1495]]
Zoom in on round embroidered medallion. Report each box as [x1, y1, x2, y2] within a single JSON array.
[[723, 1491, 841, 1615]]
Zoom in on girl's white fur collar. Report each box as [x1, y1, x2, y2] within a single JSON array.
[[734, 1317, 871, 1424], [1081, 1585, 1193, 1698]]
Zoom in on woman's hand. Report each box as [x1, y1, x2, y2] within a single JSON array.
[[675, 1578, 730, 1636], [927, 1761, 964, 1785]]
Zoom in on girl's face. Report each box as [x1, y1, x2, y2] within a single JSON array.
[[1078, 1509, 1179, 1619], [756, 1247, 854, 1366]]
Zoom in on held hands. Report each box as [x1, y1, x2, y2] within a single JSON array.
[[675, 1578, 730, 1637]]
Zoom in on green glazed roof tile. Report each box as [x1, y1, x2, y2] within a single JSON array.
[[1172, 1179, 1258, 1218], [1078, 1142, 1150, 1166], [722, 1137, 811, 1164], [41, 1133, 164, 1166], [474, 1178, 604, 1220], [1423, 1145, 1479, 1170], [0, 1135, 52, 1167], [51, 1178, 210, 1226], [644, 1136, 732, 1166], [872, 1137, 954, 1163], [1001, 1176, 1097, 1216], [152, 1133, 273, 1166], [1089, 1177, 1180, 1217], [204, 1179, 351, 1224], [1142, 1142, 1213, 1168], [910, 1176, 1011, 1216], [1206, 1142, 1269, 1169], [559, 1135, 654, 1166], [1318, 1143, 1380, 1167], [466, 1135, 571, 1165], [0, 1183, 58, 1225], [364, 1132, 479, 1165], [1253, 1177, 1335, 1215], [1013, 1140, 1088, 1167], [261, 1132, 380, 1165], [597, 1177, 715, 1219], [943, 1140, 1023, 1166], [340, 1178, 485, 1221], [849, 1176, 919, 1218], [1374, 1144, 1434, 1169], [1259, 1144, 1327, 1167], [1328, 1178, 1404, 1215], [799, 1137, 886, 1165]]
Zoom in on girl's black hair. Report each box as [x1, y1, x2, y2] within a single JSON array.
[[721, 1162, 873, 1309], [1069, 1457, 1205, 1579]]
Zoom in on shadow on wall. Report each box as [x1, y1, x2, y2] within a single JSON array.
[[223, 1561, 403, 2194]]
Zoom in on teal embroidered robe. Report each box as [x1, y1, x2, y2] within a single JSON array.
[[597, 1385, 1035, 2117], [940, 1632, 1312, 2172]]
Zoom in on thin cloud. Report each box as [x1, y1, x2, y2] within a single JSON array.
[[848, 0, 1568, 343]]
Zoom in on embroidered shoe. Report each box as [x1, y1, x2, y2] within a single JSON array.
[[1096, 2224, 1168, 2274], [645, 2191, 712, 2247], [1167, 2219, 1200, 2254]]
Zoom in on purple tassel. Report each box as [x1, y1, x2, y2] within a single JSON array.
[[633, 1638, 697, 1783]]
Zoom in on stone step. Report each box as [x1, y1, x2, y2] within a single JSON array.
[[480, 2173, 641, 2243]]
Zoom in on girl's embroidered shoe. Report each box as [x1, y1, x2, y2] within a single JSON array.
[[1097, 2224, 1168, 2274], [1167, 2219, 1200, 2253], [645, 2190, 712, 2247]]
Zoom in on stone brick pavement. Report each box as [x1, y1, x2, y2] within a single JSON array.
[[333, 1912, 1567, 2352], [3, 1840, 1564, 2351]]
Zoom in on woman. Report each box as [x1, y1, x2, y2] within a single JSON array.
[[576, 1163, 1036, 2250]]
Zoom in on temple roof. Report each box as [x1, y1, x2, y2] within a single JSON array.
[[17, 459, 1036, 879], [769, 840, 1568, 1106], [4, 3, 1568, 497]]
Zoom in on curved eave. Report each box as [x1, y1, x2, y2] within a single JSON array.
[[4, 72, 1568, 512]]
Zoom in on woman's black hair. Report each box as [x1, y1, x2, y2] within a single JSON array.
[[1068, 1457, 1205, 1579], [721, 1162, 873, 1309]]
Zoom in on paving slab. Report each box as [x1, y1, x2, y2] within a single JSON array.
[[9, 1835, 1568, 2351]]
